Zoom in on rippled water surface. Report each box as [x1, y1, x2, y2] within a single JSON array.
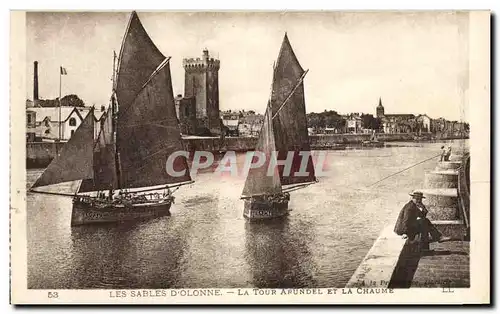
[[27, 140, 467, 289]]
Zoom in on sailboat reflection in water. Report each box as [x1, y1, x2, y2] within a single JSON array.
[[29, 12, 193, 226], [241, 34, 317, 221]]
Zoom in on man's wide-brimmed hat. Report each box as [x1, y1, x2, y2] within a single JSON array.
[[409, 191, 426, 198]]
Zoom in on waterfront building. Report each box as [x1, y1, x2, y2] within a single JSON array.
[[430, 118, 468, 138], [344, 113, 363, 134], [26, 109, 37, 142], [222, 119, 240, 136], [431, 117, 447, 134], [220, 110, 240, 136], [416, 114, 432, 133], [26, 107, 83, 141], [381, 114, 416, 133], [183, 49, 221, 136], [375, 98, 417, 134], [238, 112, 264, 137], [25, 105, 106, 142]]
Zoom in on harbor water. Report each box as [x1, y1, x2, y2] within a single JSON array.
[[27, 139, 468, 289]]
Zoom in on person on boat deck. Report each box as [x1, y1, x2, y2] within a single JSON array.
[[394, 191, 451, 250], [440, 146, 446, 161], [444, 146, 452, 161]]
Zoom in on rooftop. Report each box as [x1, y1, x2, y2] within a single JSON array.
[[28, 106, 104, 122], [384, 114, 416, 117]]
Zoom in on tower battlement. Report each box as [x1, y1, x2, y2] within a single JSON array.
[[183, 57, 220, 70], [183, 49, 220, 71]]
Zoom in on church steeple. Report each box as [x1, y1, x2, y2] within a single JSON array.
[[376, 97, 385, 118]]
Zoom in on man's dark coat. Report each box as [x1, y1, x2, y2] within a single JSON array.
[[394, 200, 428, 238]]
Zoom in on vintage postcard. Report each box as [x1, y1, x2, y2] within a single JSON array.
[[10, 10, 490, 304]]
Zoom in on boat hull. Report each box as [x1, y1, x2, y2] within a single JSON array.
[[311, 144, 347, 151], [362, 141, 385, 148], [71, 199, 172, 226], [243, 198, 289, 221]]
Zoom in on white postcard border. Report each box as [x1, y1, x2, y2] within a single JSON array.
[[9, 10, 490, 305]]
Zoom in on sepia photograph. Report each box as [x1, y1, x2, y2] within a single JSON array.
[[10, 9, 490, 304]]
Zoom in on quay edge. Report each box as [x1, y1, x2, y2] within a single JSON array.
[[346, 151, 470, 288]]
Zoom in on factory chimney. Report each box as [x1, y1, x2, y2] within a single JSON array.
[[33, 61, 39, 101]]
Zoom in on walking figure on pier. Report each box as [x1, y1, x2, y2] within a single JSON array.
[[440, 146, 446, 162], [444, 146, 452, 161], [394, 191, 451, 251]]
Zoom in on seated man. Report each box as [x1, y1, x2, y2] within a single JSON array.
[[394, 191, 451, 251]]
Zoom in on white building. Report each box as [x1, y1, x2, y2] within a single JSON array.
[[27, 106, 106, 142], [416, 114, 432, 133], [222, 118, 240, 136], [345, 115, 363, 134]]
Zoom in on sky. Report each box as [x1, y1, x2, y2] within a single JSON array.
[[26, 11, 469, 121]]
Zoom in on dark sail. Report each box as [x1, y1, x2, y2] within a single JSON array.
[[270, 34, 316, 186], [78, 108, 117, 192], [116, 11, 166, 116], [117, 61, 192, 189], [107, 11, 191, 189], [242, 104, 281, 197], [31, 111, 95, 189], [80, 12, 191, 192]]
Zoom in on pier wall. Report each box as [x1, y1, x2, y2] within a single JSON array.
[[346, 150, 470, 288], [182, 136, 258, 152], [27, 142, 63, 168]]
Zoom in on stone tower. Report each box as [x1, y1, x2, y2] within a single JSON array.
[[183, 49, 221, 135], [376, 97, 385, 118]]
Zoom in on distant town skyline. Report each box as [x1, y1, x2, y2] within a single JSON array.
[[26, 11, 469, 122]]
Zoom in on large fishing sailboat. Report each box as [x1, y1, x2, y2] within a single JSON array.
[[240, 33, 317, 221], [29, 11, 193, 226]]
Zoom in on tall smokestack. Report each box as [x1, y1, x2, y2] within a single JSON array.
[[33, 61, 39, 101]]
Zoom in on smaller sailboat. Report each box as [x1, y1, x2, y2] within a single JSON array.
[[240, 34, 317, 221], [362, 130, 385, 148], [29, 11, 193, 226]]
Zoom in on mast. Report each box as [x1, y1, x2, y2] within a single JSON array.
[[112, 50, 122, 191], [58, 69, 62, 141], [112, 50, 117, 89]]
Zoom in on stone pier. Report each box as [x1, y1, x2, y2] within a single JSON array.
[[346, 150, 470, 288], [421, 151, 468, 240]]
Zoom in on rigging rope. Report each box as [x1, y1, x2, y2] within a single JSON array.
[[322, 152, 394, 158], [366, 152, 442, 188]]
